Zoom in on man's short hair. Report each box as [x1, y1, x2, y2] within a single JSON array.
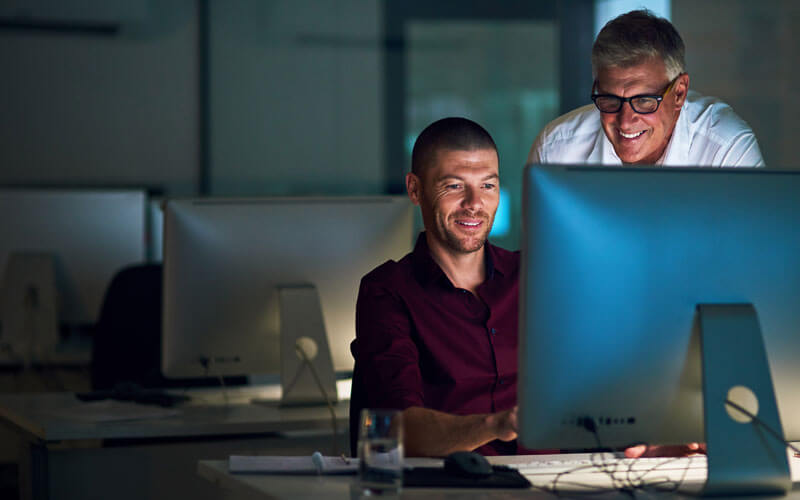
[[411, 117, 498, 177], [592, 9, 685, 80]]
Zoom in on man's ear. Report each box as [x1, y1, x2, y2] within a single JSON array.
[[406, 172, 422, 206], [673, 73, 690, 109]]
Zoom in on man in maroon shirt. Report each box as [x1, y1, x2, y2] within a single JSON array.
[[350, 117, 521, 457]]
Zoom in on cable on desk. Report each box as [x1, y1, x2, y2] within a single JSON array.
[[295, 342, 339, 456], [199, 356, 230, 406], [724, 399, 800, 455], [529, 418, 697, 497], [538, 399, 797, 497]]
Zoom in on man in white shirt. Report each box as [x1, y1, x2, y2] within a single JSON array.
[[529, 9, 764, 167]]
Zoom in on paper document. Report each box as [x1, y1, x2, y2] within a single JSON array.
[[229, 455, 359, 475]]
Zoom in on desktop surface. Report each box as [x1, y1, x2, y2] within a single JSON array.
[[0, 382, 350, 442], [0, 385, 350, 500], [197, 452, 800, 500]]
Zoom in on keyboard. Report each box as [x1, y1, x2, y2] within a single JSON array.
[[506, 455, 708, 492]]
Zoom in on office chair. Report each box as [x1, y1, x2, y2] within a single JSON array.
[[91, 263, 166, 390], [91, 263, 248, 391]]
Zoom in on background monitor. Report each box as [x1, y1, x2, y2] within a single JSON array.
[[519, 165, 800, 451], [0, 188, 147, 328], [161, 196, 415, 379]]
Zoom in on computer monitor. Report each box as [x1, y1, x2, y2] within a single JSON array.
[[519, 165, 800, 494], [161, 196, 415, 382], [0, 188, 147, 328]]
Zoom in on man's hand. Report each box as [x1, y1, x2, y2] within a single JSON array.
[[402, 406, 519, 457], [487, 405, 518, 442], [625, 442, 706, 458]]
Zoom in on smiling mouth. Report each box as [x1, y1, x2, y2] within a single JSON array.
[[619, 130, 646, 139], [456, 220, 482, 228]]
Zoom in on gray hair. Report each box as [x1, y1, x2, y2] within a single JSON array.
[[592, 9, 685, 80]]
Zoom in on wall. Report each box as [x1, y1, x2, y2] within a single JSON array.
[[673, 0, 799, 168], [0, 2, 199, 194], [209, 0, 384, 196]]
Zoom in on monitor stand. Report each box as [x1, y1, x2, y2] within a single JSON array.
[[0, 253, 59, 365], [697, 303, 790, 496], [277, 285, 338, 407]]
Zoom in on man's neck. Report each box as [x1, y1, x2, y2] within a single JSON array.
[[425, 232, 486, 295]]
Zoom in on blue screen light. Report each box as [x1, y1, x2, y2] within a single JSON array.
[[490, 187, 510, 237]]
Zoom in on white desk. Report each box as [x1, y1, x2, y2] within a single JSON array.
[[197, 453, 800, 500], [0, 383, 350, 500]]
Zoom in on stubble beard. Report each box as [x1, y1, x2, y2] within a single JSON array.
[[438, 211, 492, 254]]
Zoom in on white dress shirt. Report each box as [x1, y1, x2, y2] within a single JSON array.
[[528, 90, 764, 167]]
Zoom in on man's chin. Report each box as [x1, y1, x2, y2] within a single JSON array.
[[613, 144, 655, 165], [616, 151, 647, 164], [446, 233, 489, 254]]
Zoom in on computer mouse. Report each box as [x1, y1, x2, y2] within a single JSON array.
[[443, 451, 493, 478]]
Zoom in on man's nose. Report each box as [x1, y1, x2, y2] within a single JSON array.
[[462, 186, 482, 210], [618, 102, 639, 126]]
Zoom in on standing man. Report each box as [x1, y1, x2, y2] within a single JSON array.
[[529, 9, 764, 167], [350, 117, 521, 457]]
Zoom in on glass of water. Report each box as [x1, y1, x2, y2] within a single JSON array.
[[357, 408, 404, 495]]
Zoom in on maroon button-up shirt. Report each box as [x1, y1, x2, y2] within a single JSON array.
[[350, 232, 520, 456]]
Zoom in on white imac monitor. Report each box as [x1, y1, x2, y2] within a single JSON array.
[[0, 189, 147, 328], [161, 196, 415, 381], [520, 165, 800, 494]]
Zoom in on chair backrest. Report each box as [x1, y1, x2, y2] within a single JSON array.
[[91, 262, 248, 391], [91, 263, 164, 390]]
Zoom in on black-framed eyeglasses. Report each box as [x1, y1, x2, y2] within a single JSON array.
[[591, 75, 681, 114]]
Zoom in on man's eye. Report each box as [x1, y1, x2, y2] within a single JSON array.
[[483, 183, 496, 189], [445, 184, 462, 190]]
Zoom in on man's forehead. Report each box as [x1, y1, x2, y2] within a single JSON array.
[[428, 149, 498, 177], [596, 58, 668, 90]]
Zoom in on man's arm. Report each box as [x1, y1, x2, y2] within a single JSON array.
[[402, 406, 518, 457], [719, 132, 765, 167]]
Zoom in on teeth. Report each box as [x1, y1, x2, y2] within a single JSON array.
[[458, 221, 479, 227], [620, 130, 645, 139]]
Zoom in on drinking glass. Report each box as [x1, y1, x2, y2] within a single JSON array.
[[357, 408, 404, 495]]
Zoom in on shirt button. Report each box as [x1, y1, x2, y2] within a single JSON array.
[[498, 378, 504, 385], [490, 328, 497, 335]]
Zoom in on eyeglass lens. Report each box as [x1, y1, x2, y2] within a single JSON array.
[[594, 96, 660, 114]]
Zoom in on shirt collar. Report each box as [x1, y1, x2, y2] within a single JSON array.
[[660, 106, 689, 165], [410, 231, 503, 289]]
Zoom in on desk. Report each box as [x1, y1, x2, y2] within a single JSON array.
[[0, 383, 350, 500], [197, 453, 800, 500]]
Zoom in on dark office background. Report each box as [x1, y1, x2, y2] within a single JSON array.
[[0, 0, 797, 250]]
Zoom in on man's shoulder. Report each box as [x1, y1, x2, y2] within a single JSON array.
[[360, 252, 415, 289], [537, 104, 601, 145], [683, 91, 754, 139], [530, 104, 602, 163]]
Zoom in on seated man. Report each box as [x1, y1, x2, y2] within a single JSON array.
[[529, 9, 764, 167], [350, 117, 520, 457]]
